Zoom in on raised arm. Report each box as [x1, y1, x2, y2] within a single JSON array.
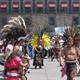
[[19, 61, 28, 67]]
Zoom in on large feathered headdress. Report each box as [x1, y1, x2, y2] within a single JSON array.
[[0, 16, 27, 40], [63, 26, 80, 46], [31, 33, 50, 49]]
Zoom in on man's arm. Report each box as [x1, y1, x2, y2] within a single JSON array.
[[77, 48, 80, 60], [59, 48, 65, 66]]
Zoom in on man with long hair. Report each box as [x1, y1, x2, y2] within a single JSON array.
[[60, 36, 80, 80]]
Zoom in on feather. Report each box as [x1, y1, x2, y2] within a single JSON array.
[[31, 34, 39, 49], [42, 33, 50, 49], [0, 16, 27, 40], [63, 27, 80, 46]]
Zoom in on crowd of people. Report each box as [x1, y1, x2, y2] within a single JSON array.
[[0, 16, 80, 80], [0, 33, 79, 80]]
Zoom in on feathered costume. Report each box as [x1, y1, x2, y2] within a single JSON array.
[[0, 16, 27, 40], [31, 33, 50, 50], [31, 33, 50, 68], [31, 34, 39, 50], [1, 16, 29, 80], [63, 26, 80, 47], [61, 26, 80, 78]]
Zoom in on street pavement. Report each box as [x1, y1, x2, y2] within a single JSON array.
[[0, 58, 80, 80], [27, 58, 80, 80]]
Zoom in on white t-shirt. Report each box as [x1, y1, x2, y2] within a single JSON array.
[[6, 44, 13, 58]]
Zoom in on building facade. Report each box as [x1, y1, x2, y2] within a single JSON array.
[[0, 0, 80, 28]]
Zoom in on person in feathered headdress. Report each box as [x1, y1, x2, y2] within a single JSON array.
[[63, 27, 80, 47], [31, 33, 43, 69], [31, 32, 50, 69], [1, 15, 27, 59], [31, 32, 50, 50], [0, 16, 27, 42], [60, 27, 80, 80], [2, 16, 30, 80]]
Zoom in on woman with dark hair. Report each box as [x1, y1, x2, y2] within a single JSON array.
[[4, 45, 28, 80]]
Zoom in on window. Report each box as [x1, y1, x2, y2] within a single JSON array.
[[25, 17, 31, 26], [0, 2, 7, 13], [24, 2, 31, 13], [12, 2, 19, 13], [1, 17, 7, 26], [49, 17, 55, 25], [72, 17, 79, 25], [36, 2, 44, 13], [48, 2, 56, 13], [60, 2, 68, 13], [72, 2, 79, 13]]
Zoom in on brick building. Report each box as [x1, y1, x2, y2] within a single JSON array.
[[0, 0, 80, 29]]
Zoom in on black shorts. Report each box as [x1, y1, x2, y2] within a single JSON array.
[[66, 62, 77, 71], [66, 62, 77, 80]]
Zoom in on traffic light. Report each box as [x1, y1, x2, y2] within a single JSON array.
[[60, 2, 68, 14], [24, 2, 32, 13], [72, 2, 79, 14], [48, 2, 56, 14], [0, 2, 8, 13], [12, 2, 19, 13]]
